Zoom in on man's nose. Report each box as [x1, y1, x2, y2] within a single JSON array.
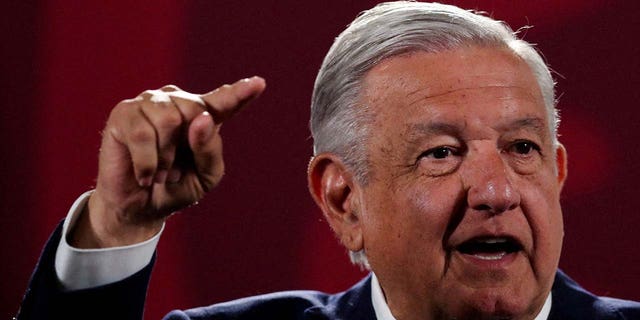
[[463, 149, 520, 215]]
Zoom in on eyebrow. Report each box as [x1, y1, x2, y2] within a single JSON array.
[[408, 122, 460, 136], [499, 117, 548, 137], [405, 117, 548, 142], [405, 122, 462, 144]]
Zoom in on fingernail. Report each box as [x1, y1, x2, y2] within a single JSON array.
[[139, 176, 152, 187], [154, 170, 168, 183], [168, 169, 181, 183]]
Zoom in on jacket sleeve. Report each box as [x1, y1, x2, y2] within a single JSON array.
[[16, 220, 155, 320]]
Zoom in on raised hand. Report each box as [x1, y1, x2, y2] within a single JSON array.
[[69, 77, 266, 248]]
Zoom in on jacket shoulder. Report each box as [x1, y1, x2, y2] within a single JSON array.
[[164, 276, 375, 320], [597, 296, 640, 319], [165, 290, 331, 320], [550, 270, 640, 320]]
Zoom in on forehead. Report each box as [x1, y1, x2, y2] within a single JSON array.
[[359, 46, 547, 135]]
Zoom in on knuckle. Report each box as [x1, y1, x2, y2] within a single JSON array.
[[140, 89, 155, 98], [112, 100, 133, 114], [161, 84, 181, 92], [129, 126, 155, 144], [159, 111, 183, 129], [217, 84, 232, 92], [139, 90, 172, 104], [108, 101, 135, 123], [176, 91, 203, 104]]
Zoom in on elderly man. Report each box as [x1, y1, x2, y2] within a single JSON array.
[[17, 1, 640, 319]]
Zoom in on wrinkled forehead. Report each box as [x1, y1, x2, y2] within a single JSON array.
[[358, 46, 547, 129], [364, 46, 539, 97]]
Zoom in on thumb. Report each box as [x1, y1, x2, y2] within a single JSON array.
[[188, 111, 224, 191], [190, 111, 216, 145]]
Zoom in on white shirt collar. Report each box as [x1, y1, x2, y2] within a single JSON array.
[[371, 273, 552, 320], [371, 273, 396, 320]]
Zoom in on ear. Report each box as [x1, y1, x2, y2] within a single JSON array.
[[555, 143, 568, 189], [307, 154, 363, 252]]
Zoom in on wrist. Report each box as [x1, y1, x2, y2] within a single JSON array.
[[68, 192, 165, 248]]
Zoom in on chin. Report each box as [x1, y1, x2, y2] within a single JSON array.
[[457, 290, 542, 319], [444, 287, 541, 320]]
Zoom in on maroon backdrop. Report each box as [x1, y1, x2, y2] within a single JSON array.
[[2, 1, 639, 319]]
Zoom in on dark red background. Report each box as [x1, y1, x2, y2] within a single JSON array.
[[2, 1, 639, 319]]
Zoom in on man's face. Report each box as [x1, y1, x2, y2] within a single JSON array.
[[356, 46, 566, 319]]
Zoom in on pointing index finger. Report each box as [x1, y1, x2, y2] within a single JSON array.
[[200, 76, 267, 125]]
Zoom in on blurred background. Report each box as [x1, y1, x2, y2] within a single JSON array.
[[2, 1, 639, 318]]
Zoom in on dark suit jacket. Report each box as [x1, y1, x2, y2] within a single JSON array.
[[17, 221, 640, 319]]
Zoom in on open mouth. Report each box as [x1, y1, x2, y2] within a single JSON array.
[[456, 237, 523, 261]]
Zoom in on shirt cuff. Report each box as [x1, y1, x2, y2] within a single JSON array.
[[54, 190, 164, 291]]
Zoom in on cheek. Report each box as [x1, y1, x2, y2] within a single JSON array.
[[361, 174, 466, 272], [519, 174, 564, 264], [395, 180, 462, 251], [525, 173, 563, 228], [407, 186, 457, 227]]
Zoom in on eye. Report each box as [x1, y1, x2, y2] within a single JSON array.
[[509, 140, 540, 155], [420, 146, 458, 159], [506, 140, 542, 159], [416, 145, 463, 176]]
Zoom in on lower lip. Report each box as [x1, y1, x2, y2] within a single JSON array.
[[455, 251, 520, 268]]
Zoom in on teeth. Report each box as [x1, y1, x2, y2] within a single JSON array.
[[473, 252, 507, 260], [480, 238, 507, 244]]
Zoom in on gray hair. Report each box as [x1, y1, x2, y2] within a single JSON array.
[[309, 1, 558, 269]]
